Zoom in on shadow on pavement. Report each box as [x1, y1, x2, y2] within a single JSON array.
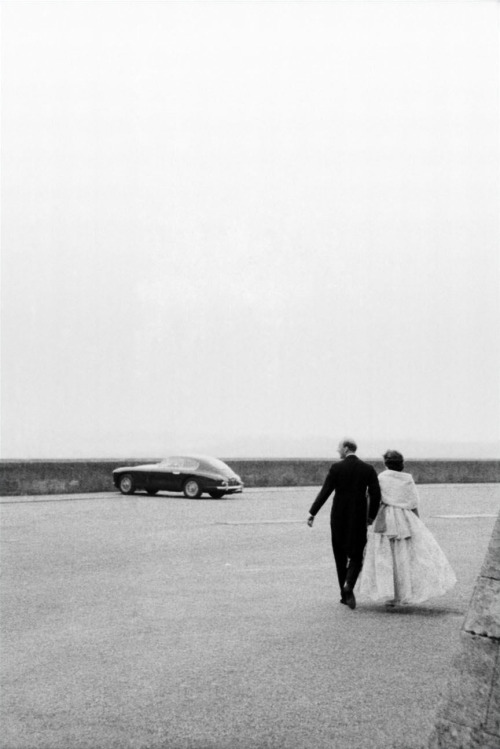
[[361, 602, 465, 617]]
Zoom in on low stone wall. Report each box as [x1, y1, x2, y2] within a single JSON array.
[[228, 459, 500, 488], [0, 458, 499, 496], [429, 511, 500, 748]]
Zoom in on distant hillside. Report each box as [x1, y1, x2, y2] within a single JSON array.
[[200, 436, 500, 461], [7, 434, 498, 461]]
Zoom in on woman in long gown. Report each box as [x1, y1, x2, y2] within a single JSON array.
[[358, 450, 456, 607]]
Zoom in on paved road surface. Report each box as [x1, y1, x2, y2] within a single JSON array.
[[1, 484, 499, 749]]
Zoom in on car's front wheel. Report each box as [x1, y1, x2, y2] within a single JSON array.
[[119, 474, 135, 495], [183, 479, 202, 499], [208, 490, 225, 499]]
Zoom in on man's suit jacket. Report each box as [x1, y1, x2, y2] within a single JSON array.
[[309, 455, 381, 556]]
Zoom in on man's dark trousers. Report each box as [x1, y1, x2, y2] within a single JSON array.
[[331, 527, 364, 592]]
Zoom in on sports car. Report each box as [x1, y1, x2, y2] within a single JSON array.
[[112, 454, 244, 499]]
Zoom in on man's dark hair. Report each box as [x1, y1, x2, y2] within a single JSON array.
[[383, 450, 404, 471], [341, 439, 357, 453]]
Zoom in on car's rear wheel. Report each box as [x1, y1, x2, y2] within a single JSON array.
[[119, 474, 135, 495], [208, 490, 225, 499], [183, 479, 202, 498]]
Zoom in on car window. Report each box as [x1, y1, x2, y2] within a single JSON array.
[[160, 457, 199, 470], [201, 457, 231, 472], [180, 458, 199, 470]]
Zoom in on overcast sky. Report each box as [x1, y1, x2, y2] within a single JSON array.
[[1, 1, 499, 459]]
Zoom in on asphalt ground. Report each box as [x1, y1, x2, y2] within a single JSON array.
[[1, 484, 499, 749]]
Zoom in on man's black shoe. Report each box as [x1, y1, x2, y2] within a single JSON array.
[[342, 586, 356, 610]]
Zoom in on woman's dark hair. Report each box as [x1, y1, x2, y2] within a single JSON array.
[[383, 450, 404, 471]]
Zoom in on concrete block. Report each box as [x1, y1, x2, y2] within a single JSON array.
[[430, 721, 500, 749], [429, 510, 500, 749], [485, 654, 500, 736], [437, 632, 497, 728], [481, 515, 500, 580], [464, 578, 500, 639]]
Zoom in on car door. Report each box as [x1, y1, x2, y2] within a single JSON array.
[[175, 458, 201, 492], [166, 458, 186, 492], [150, 460, 179, 492]]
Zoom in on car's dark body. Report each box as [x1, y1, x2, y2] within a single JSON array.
[[112, 455, 244, 499]]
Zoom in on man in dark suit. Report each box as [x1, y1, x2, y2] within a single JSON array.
[[307, 438, 381, 609]]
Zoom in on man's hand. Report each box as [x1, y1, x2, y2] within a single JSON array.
[[307, 515, 314, 528]]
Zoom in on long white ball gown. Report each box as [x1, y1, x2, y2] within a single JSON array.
[[358, 469, 457, 604]]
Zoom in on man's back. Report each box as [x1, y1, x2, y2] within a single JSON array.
[[309, 454, 380, 520]]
